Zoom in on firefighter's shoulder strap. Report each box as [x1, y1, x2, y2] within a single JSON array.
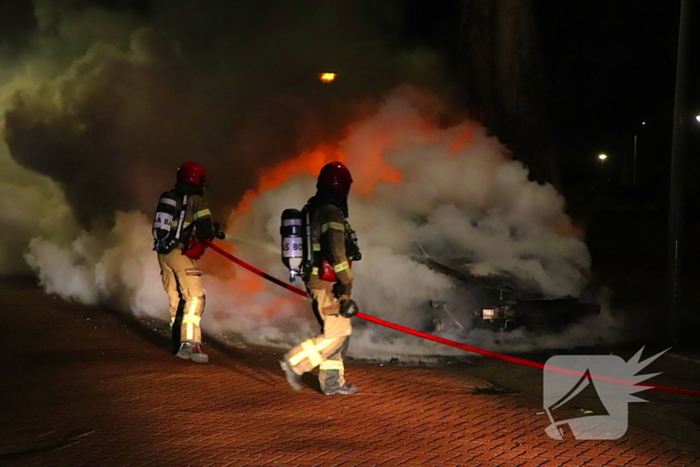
[[173, 193, 188, 241], [300, 201, 315, 280]]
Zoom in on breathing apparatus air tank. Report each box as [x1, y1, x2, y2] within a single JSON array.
[[153, 191, 180, 242], [280, 208, 304, 282]]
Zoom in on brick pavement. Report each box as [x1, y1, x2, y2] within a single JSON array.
[[1, 277, 699, 467]]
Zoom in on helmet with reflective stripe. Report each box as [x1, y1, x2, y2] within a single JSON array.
[[177, 161, 207, 188], [317, 161, 352, 196]]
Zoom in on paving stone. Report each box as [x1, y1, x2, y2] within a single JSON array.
[[1, 278, 699, 467]]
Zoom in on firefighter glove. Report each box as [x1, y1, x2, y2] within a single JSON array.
[[333, 281, 352, 299], [339, 298, 359, 318], [213, 222, 226, 239]]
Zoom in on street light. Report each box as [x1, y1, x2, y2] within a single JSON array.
[[696, 115, 700, 123], [597, 154, 608, 183], [318, 72, 337, 83]]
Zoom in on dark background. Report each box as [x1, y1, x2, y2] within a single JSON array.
[[402, 1, 698, 194]]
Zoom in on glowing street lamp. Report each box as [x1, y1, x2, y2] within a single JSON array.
[[597, 154, 609, 183], [318, 72, 336, 83], [696, 115, 700, 123]]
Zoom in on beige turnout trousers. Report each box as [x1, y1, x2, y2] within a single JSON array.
[[158, 249, 205, 343], [284, 286, 352, 392]]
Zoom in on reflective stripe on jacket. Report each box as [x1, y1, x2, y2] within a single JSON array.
[[308, 203, 353, 293], [171, 194, 214, 245]]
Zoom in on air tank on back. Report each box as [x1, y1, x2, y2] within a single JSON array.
[[153, 191, 180, 242], [280, 208, 304, 282]]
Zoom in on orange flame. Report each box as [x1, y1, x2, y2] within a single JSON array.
[[350, 151, 401, 195], [236, 144, 344, 213], [235, 124, 411, 215], [450, 126, 477, 153]]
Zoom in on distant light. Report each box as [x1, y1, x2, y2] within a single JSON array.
[[696, 115, 700, 123], [642, 121, 646, 125], [598, 153, 608, 161], [319, 73, 336, 83]]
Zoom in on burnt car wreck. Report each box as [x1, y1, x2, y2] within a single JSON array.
[[416, 254, 600, 333]]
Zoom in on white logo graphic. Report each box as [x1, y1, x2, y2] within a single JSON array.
[[543, 347, 667, 440]]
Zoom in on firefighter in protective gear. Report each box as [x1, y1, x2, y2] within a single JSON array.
[[157, 161, 218, 363], [280, 161, 360, 395]]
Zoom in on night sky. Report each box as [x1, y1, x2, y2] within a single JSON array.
[[535, 1, 696, 197], [403, 1, 697, 197]]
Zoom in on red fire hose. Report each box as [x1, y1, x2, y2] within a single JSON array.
[[204, 239, 700, 399]]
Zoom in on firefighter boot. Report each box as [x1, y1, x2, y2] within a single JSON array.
[[323, 383, 359, 396], [176, 341, 209, 363], [280, 359, 302, 392]]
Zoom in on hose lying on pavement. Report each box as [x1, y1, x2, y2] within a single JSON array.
[[204, 239, 700, 399]]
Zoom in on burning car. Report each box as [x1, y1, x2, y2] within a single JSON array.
[[416, 253, 600, 333]]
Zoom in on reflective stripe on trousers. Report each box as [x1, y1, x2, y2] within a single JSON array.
[[288, 337, 337, 367], [158, 249, 206, 343], [284, 286, 352, 391], [318, 338, 350, 392]]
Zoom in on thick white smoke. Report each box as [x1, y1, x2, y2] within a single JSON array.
[[27, 211, 164, 315], [0, 142, 78, 274], [211, 87, 615, 358]]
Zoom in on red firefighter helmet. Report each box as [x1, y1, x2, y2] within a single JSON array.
[[177, 161, 207, 188], [317, 161, 352, 196]]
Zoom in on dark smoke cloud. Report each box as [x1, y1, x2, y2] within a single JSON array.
[[3, 0, 451, 228]]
